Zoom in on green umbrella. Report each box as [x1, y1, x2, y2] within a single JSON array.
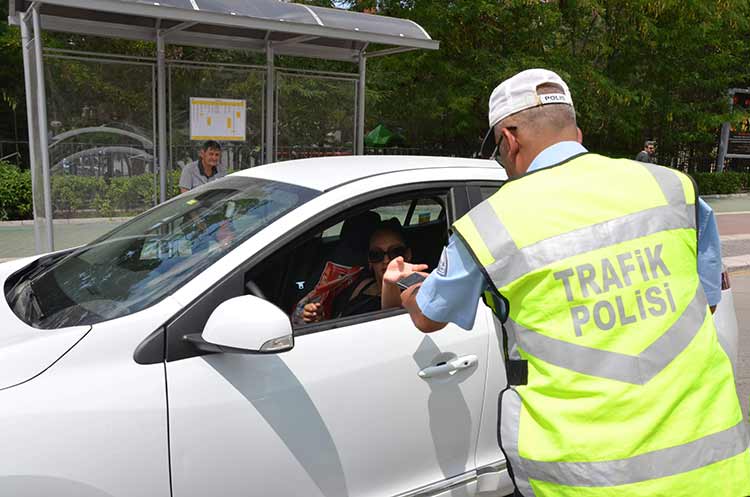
[[365, 124, 405, 147]]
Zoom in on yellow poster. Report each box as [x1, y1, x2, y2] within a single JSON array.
[[190, 97, 246, 141]]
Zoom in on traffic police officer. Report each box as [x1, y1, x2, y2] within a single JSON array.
[[384, 69, 750, 496]]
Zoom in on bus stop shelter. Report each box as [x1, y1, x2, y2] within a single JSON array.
[[9, 0, 438, 253]]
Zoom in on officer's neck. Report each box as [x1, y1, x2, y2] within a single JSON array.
[[511, 128, 582, 177]]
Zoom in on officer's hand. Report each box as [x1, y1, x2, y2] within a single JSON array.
[[384, 257, 428, 286]]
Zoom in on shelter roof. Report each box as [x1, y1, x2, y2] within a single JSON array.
[[9, 0, 438, 61]]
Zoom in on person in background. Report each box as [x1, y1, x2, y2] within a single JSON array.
[[635, 140, 657, 163], [179, 140, 226, 193]]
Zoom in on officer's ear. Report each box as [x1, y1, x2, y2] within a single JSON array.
[[576, 127, 583, 144], [504, 127, 520, 156]]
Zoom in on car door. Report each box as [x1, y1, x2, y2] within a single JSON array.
[[463, 181, 517, 496], [165, 184, 491, 497]]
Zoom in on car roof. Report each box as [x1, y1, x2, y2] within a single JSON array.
[[232, 155, 502, 191]]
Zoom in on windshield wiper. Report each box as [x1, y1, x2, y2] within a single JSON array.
[[8, 280, 45, 325]]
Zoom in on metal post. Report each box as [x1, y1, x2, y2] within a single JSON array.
[[19, 13, 42, 253], [31, 7, 54, 252], [265, 42, 274, 164], [152, 61, 158, 205], [157, 31, 168, 202], [717, 122, 730, 173], [356, 53, 366, 155]]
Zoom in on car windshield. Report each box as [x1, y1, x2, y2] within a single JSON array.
[[6, 176, 318, 329]]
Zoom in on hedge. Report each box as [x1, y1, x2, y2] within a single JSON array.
[[0, 160, 182, 220], [690, 171, 750, 195], [0, 161, 33, 221]]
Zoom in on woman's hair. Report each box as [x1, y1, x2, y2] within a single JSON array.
[[369, 217, 406, 246]]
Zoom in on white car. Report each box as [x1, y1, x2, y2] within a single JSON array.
[[0, 156, 739, 497]]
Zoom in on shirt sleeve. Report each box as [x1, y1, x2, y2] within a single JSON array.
[[415, 234, 488, 330], [179, 165, 192, 190], [697, 197, 722, 306]]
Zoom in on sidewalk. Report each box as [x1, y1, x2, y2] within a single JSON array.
[[0, 217, 127, 263], [716, 211, 750, 274]]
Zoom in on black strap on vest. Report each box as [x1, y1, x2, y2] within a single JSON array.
[[507, 360, 528, 386], [481, 289, 528, 386]]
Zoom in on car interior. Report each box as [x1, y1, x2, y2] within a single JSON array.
[[245, 191, 450, 329]]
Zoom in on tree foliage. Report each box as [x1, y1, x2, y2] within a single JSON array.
[[2, 1, 750, 171], [359, 0, 750, 166]]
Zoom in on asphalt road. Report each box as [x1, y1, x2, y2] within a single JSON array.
[[731, 271, 750, 420]]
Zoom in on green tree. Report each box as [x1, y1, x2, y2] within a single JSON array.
[[360, 0, 750, 166]]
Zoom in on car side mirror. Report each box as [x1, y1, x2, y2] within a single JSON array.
[[184, 295, 294, 354]]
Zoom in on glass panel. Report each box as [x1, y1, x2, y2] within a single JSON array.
[[276, 72, 356, 161], [169, 63, 264, 195], [44, 56, 156, 221], [7, 176, 319, 329]]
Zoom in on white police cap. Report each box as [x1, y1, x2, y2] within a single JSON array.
[[488, 68, 574, 128]]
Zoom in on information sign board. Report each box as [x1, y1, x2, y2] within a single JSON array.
[[190, 98, 246, 141]]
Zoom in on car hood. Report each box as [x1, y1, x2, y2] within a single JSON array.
[[0, 257, 91, 390]]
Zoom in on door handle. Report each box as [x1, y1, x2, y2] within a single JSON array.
[[419, 355, 478, 378]]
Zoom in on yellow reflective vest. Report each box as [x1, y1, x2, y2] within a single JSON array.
[[453, 153, 750, 497]]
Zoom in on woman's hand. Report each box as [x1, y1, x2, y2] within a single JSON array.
[[381, 257, 428, 310], [383, 257, 428, 286], [302, 302, 322, 323]]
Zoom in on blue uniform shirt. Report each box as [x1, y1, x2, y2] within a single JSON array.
[[416, 142, 723, 330]]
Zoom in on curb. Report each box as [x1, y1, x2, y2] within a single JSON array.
[[702, 193, 750, 200], [726, 256, 750, 274]]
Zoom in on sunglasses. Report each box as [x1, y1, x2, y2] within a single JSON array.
[[478, 126, 517, 167], [368, 245, 407, 263]]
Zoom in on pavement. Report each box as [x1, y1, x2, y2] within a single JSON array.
[[733, 270, 750, 421], [716, 211, 750, 273], [0, 218, 128, 263]]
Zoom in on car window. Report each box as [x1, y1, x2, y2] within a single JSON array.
[[7, 176, 319, 329], [246, 191, 450, 333], [480, 185, 501, 200], [321, 220, 344, 239], [405, 197, 444, 226], [323, 198, 445, 238]]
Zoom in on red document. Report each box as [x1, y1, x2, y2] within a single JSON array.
[[291, 262, 363, 325]]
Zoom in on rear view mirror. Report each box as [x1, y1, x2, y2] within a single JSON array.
[[184, 295, 294, 354]]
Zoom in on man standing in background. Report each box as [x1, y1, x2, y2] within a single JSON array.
[[179, 140, 225, 193], [635, 140, 657, 163]]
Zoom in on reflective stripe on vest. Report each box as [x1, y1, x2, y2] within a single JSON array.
[[503, 386, 750, 493], [506, 285, 706, 384], [520, 420, 750, 487]]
